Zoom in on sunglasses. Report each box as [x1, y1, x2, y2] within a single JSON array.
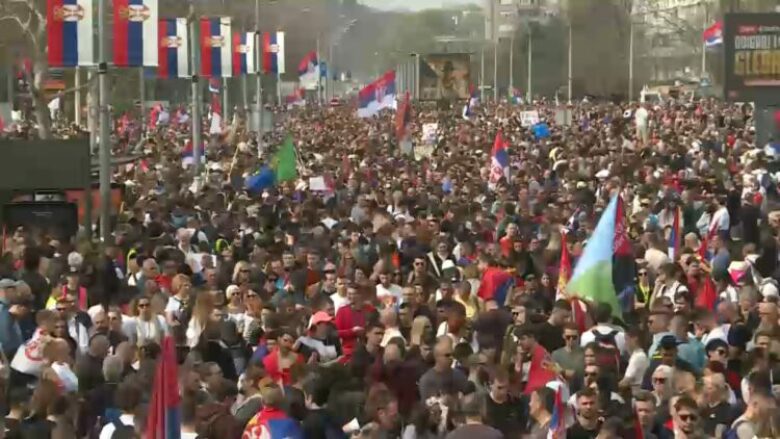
[[653, 377, 667, 383], [137, 303, 150, 308], [585, 371, 599, 377], [678, 414, 697, 422], [414, 262, 424, 266], [564, 335, 578, 340], [638, 271, 648, 276]]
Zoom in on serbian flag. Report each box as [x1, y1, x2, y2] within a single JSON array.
[[667, 207, 681, 260], [158, 18, 189, 78], [209, 88, 223, 135], [200, 17, 233, 78], [395, 91, 411, 140], [47, 0, 95, 67], [488, 131, 510, 189], [298, 51, 319, 90], [524, 344, 557, 395], [261, 31, 286, 75], [233, 32, 257, 76], [113, 0, 158, 67], [703, 21, 722, 47], [477, 266, 514, 306], [547, 383, 567, 439], [357, 70, 397, 118], [146, 337, 181, 439]]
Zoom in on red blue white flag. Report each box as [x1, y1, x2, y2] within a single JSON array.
[[703, 21, 722, 47], [200, 17, 233, 78], [158, 18, 189, 78], [298, 51, 319, 90], [262, 31, 286, 75], [357, 70, 396, 118], [489, 130, 510, 189], [667, 207, 681, 260], [113, 0, 158, 67], [233, 32, 257, 76], [146, 337, 181, 439], [47, 0, 95, 67]]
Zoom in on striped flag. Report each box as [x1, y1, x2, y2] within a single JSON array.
[[667, 207, 681, 260], [232, 32, 257, 76], [47, 0, 95, 67], [146, 337, 181, 439], [547, 384, 567, 439], [158, 18, 189, 78], [113, 0, 158, 67], [261, 31, 285, 75], [200, 17, 232, 77], [703, 21, 723, 47]]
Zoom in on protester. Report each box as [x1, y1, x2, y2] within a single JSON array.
[[0, 75, 777, 439]]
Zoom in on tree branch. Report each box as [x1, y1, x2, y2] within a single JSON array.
[[48, 75, 98, 103]]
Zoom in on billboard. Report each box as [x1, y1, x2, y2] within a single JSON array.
[[723, 13, 780, 102], [0, 140, 90, 190], [419, 53, 471, 101]]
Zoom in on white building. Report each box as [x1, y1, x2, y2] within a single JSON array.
[[632, 0, 717, 82]]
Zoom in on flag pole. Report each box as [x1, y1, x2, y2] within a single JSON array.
[[189, 2, 202, 177], [139, 67, 146, 131], [74, 68, 81, 127], [316, 36, 321, 106], [223, 77, 229, 123], [98, 0, 111, 243], [255, 0, 263, 135], [276, 72, 281, 107]]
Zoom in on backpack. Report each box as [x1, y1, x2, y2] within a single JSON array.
[[110, 419, 136, 439], [722, 418, 747, 439], [593, 329, 622, 375]]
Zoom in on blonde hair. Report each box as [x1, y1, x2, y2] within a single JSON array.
[[409, 316, 432, 347], [171, 274, 191, 296], [232, 261, 251, 285]]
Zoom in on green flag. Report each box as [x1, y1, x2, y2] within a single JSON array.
[[273, 137, 298, 182]]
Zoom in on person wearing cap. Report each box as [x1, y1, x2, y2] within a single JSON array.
[[296, 311, 340, 364], [642, 335, 695, 390]]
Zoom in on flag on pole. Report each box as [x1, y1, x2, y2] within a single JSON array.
[[209, 88, 222, 135], [476, 266, 514, 305], [703, 21, 723, 47], [261, 31, 286, 75], [200, 17, 232, 77], [357, 70, 397, 118], [298, 51, 319, 90], [547, 384, 567, 439], [566, 195, 624, 320], [273, 137, 298, 182], [233, 32, 257, 76], [47, 0, 95, 67], [557, 230, 572, 298], [524, 344, 557, 395], [113, 0, 158, 67], [488, 131, 510, 189], [158, 18, 189, 78], [667, 207, 681, 260], [146, 337, 181, 439], [395, 91, 411, 140]]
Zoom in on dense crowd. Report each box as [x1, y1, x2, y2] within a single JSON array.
[[0, 95, 777, 439]]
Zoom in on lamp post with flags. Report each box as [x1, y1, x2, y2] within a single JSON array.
[[98, 0, 111, 242], [189, 0, 202, 177]]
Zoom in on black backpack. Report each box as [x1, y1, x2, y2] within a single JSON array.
[[110, 419, 136, 439], [593, 329, 622, 374]]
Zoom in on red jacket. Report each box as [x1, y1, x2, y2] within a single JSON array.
[[262, 348, 303, 386], [334, 303, 375, 361]]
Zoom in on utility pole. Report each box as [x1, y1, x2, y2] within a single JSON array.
[[526, 25, 532, 103], [189, 1, 202, 176], [255, 0, 264, 134], [98, 0, 111, 243], [316, 36, 322, 105], [74, 68, 81, 127], [480, 45, 485, 99], [509, 32, 514, 93], [567, 24, 573, 103], [701, 2, 708, 77], [629, 19, 634, 101], [139, 67, 145, 130], [493, 40, 498, 101]]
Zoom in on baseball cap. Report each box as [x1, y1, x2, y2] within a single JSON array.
[[0, 279, 20, 289], [309, 311, 333, 329], [659, 335, 681, 350]]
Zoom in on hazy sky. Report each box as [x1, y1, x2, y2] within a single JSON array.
[[360, 0, 478, 12]]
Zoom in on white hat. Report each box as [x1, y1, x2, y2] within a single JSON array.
[[595, 169, 610, 179], [226, 285, 240, 300]]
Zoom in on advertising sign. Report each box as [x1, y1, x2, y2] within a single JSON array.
[[723, 13, 780, 102], [419, 53, 471, 101]]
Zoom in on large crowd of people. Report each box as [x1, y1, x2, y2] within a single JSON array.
[[0, 94, 777, 439]]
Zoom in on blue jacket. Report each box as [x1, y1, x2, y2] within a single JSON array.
[[0, 300, 23, 357]]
